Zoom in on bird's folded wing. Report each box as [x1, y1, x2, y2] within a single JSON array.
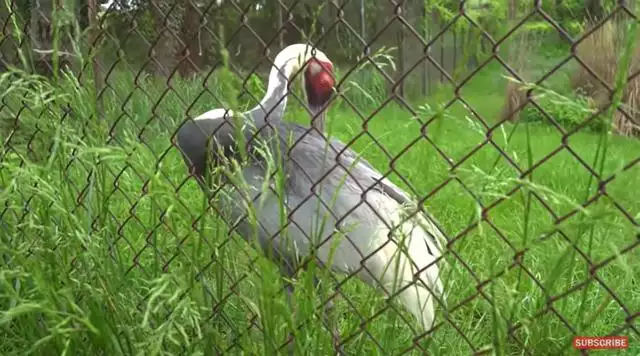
[[328, 138, 448, 252]]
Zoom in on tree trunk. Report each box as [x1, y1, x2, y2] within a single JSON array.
[[149, 0, 185, 77], [396, 1, 405, 99], [421, 2, 427, 96], [87, 0, 103, 119], [586, 0, 603, 22], [76, 0, 89, 30], [0, 1, 18, 67], [507, 0, 517, 59], [507, 0, 517, 22], [178, 0, 204, 77], [360, 0, 365, 41], [30, 0, 54, 74], [277, 2, 284, 48], [30, 0, 53, 51], [29, 0, 76, 76]]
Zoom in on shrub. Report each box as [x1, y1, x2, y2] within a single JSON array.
[[520, 92, 610, 133]]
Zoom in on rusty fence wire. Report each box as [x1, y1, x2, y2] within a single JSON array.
[[0, 0, 639, 355]]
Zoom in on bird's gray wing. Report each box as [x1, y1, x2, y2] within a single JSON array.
[[327, 138, 448, 252], [327, 138, 412, 202], [176, 110, 283, 179]]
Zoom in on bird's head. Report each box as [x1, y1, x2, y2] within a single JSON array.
[[271, 43, 336, 132], [304, 57, 335, 111], [302, 53, 335, 133]]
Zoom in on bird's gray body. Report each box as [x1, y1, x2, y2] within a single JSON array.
[[178, 111, 446, 325], [176, 44, 446, 331]]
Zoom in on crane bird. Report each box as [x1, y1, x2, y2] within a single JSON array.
[[175, 44, 447, 342]]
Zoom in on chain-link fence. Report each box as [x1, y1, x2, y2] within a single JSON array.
[[1, 0, 638, 355]]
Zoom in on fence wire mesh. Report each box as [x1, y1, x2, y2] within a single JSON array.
[[0, 0, 638, 355]]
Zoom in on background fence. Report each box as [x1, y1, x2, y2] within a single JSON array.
[[0, 0, 639, 355]]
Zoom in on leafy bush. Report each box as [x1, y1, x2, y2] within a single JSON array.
[[520, 93, 610, 133]]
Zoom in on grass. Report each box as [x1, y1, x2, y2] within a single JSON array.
[[0, 48, 639, 356]]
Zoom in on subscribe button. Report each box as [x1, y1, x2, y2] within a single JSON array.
[[573, 336, 629, 350]]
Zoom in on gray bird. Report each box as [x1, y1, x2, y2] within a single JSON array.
[[175, 44, 447, 339]]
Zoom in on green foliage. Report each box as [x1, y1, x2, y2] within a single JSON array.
[[520, 21, 583, 37], [244, 72, 266, 102], [520, 93, 610, 133], [429, 0, 595, 39]]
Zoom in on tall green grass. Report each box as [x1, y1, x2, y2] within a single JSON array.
[[1, 44, 639, 356]]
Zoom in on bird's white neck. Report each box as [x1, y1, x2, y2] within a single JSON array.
[[249, 58, 298, 124], [311, 107, 327, 134]]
